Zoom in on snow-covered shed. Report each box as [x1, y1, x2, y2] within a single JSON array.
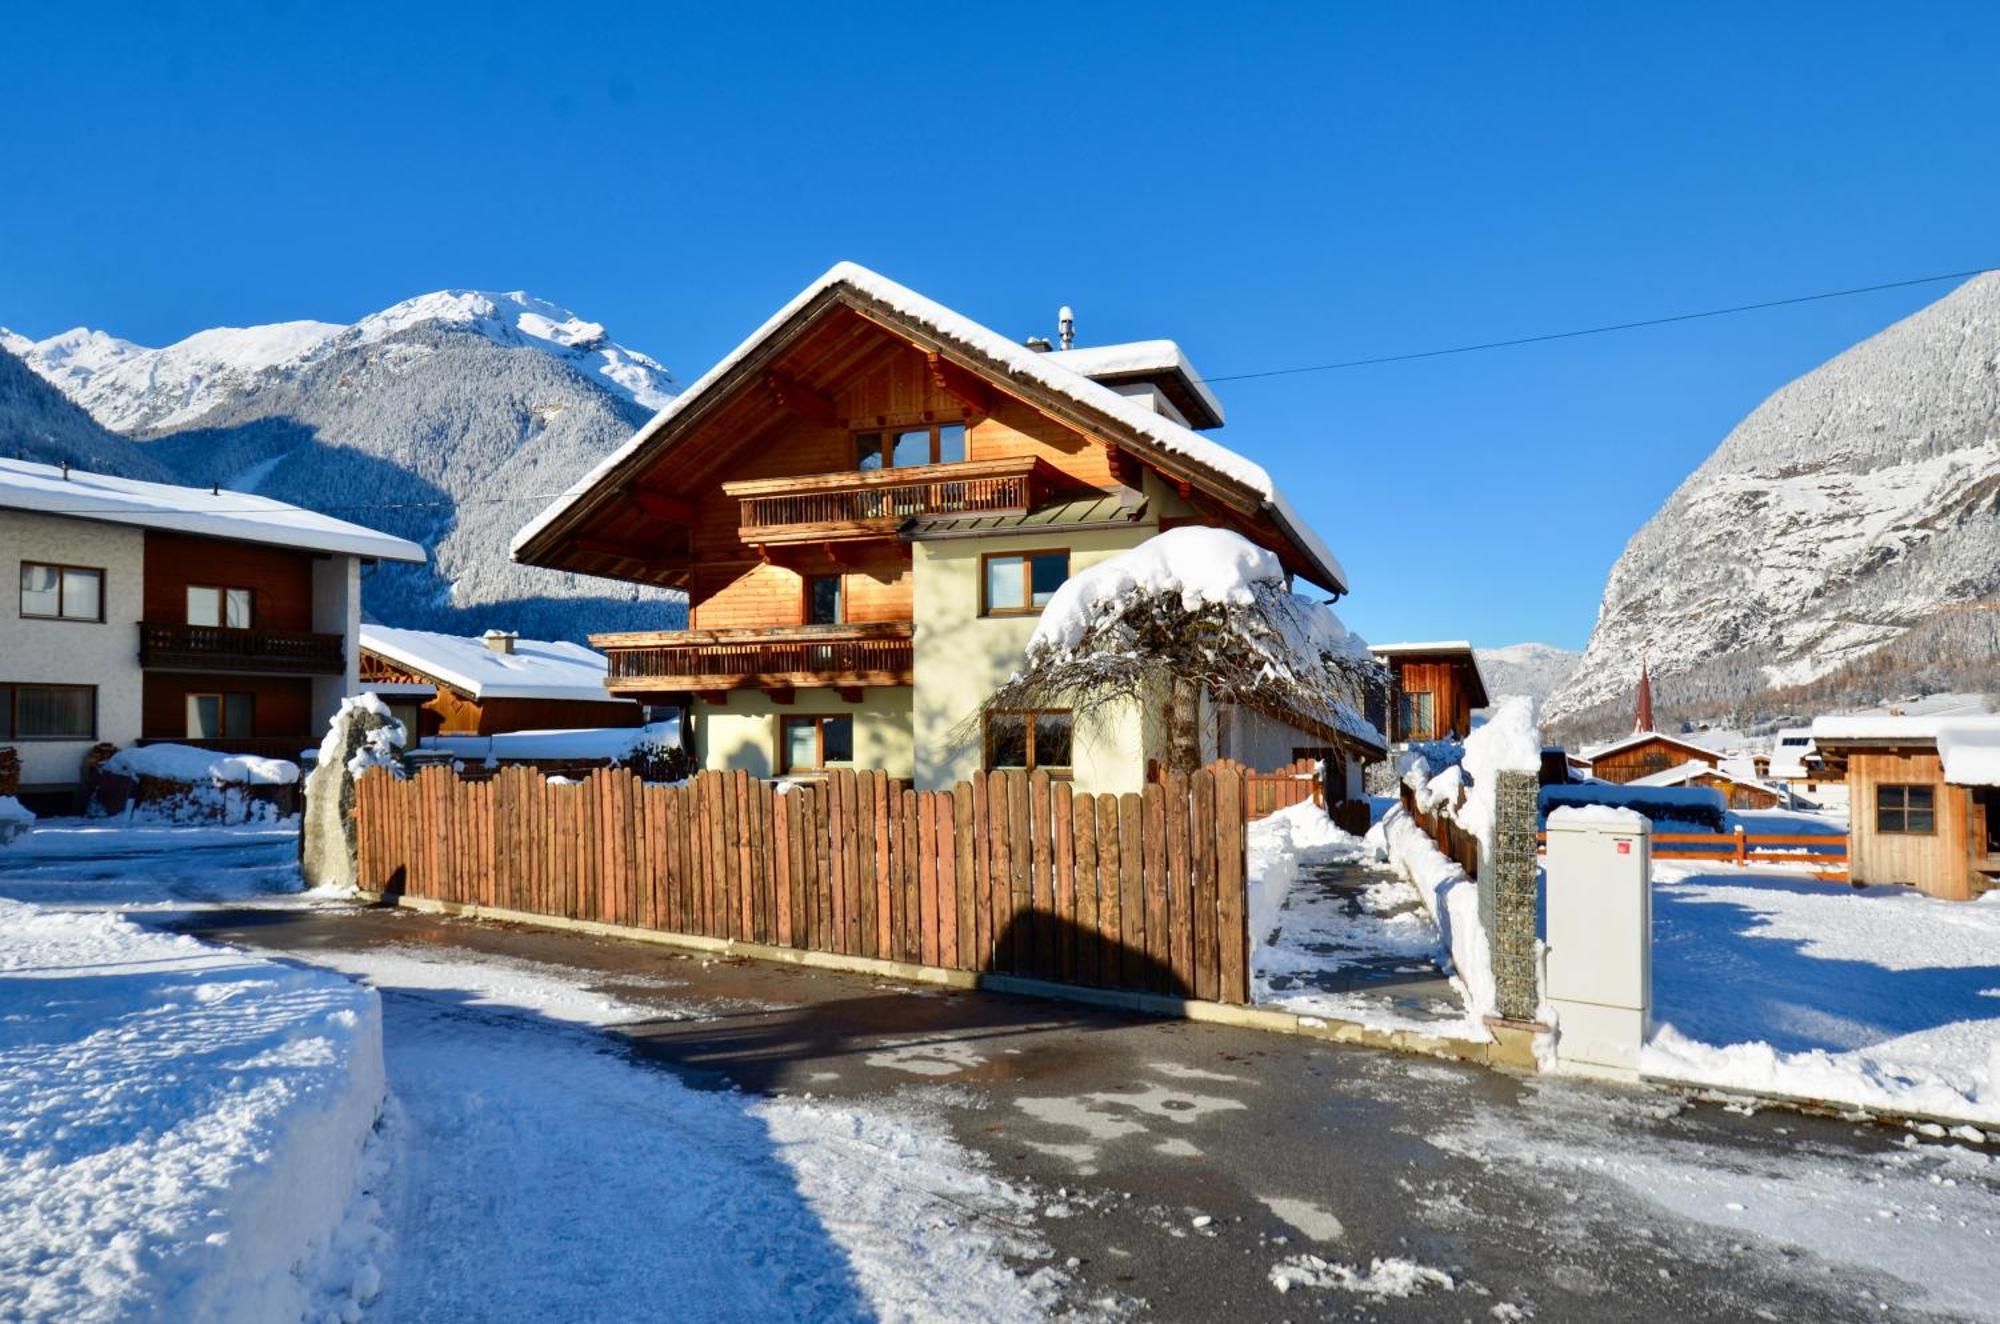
[[1810, 714, 2000, 900], [357, 624, 642, 739], [1368, 641, 1488, 744]]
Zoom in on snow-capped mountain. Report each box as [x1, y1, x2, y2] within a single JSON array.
[[1475, 643, 1581, 709], [0, 344, 173, 479], [1545, 273, 2000, 735], [1, 290, 674, 436], [2, 292, 686, 640]]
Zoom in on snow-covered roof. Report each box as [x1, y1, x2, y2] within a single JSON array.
[[1370, 640, 1476, 656], [421, 719, 680, 764], [0, 458, 426, 562], [511, 262, 1347, 594], [1579, 728, 1724, 765], [1039, 339, 1225, 428], [359, 624, 632, 704], [1767, 726, 1818, 779], [1811, 714, 2000, 786], [1628, 759, 1776, 795]]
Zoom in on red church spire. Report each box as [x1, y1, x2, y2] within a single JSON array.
[[1633, 659, 1655, 734]]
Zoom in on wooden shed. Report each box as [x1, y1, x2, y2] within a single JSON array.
[[357, 624, 643, 739], [1369, 642, 1489, 744], [1580, 730, 1724, 785], [1810, 715, 2000, 901]]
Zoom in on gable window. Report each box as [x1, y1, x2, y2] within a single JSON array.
[[1398, 691, 1437, 741], [984, 709, 1073, 775], [0, 683, 96, 740], [1876, 784, 1935, 835], [187, 692, 255, 740], [805, 574, 844, 626], [781, 714, 854, 774], [19, 563, 103, 622], [855, 422, 967, 471], [188, 585, 252, 629], [981, 550, 1069, 617]]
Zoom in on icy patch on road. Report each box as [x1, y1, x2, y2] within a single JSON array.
[[1268, 1254, 1454, 1297], [0, 899, 384, 1322]]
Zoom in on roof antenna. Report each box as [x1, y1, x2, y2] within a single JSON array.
[[1058, 306, 1075, 351]]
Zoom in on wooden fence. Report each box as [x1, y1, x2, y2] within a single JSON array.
[[353, 763, 1252, 1003], [1535, 828, 1848, 877], [1153, 756, 1322, 822]]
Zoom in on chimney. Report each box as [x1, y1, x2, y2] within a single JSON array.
[[1023, 335, 1053, 352], [1058, 306, 1075, 351], [482, 629, 518, 655]]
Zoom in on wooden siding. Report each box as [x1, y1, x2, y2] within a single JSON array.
[[1844, 750, 1982, 901], [1588, 735, 1721, 785], [1389, 658, 1479, 742], [353, 763, 1253, 1003], [690, 543, 913, 631], [142, 530, 315, 631], [141, 673, 313, 742]]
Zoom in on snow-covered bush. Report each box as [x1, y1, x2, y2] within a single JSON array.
[[980, 527, 1385, 773]]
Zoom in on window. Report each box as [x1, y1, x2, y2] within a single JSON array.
[[855, 423, 967, 471], [984, 709, 1073, 774], [1399, 691, 1437, 741], [781, 715, 854, 773], [1876, 784, 1935, 835], [981, 550, 1069, 616], [805, 574, 844, 626], [0, 684, 96, 740], [186, 692, 254, 739], [19, 563, 103, 622], [187, 585, 252, 629]]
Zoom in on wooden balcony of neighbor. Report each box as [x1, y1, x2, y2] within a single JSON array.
[[722, 456, 1053, 545], [591, 622, 915, 693], [138, 622, 347, 674]]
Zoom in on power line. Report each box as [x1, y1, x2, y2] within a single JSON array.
[[1203, 265, 1999, 382]]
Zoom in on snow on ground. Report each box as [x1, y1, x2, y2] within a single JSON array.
[[0, 898, 385, 1323], [0, 821, 305, 909], [1647, 865, 2000, 1126], [1430, 1079, 2000, 1322], [314, 940, 1065, 1323], [104, 743, 300, 785], [1370, 806, 1497, 1032]]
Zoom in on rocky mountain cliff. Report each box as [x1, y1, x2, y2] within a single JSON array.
[[1545, 273, 2000, 738], [1475, 643, 1581, 710], [1, 293, 686, 641]]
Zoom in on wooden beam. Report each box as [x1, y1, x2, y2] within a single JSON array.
[[764, 371, 839, 428], [837, 686, 864, 704], [575, 535, 661, 564], [924, 351, 991, 416], [768, 686, 796, 705]]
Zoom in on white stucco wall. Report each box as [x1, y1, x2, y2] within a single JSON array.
[[2, 510, 145, 788], [312, 554, 361, 739], [696, 686, 913, 780]]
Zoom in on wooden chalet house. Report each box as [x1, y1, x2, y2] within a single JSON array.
[[1578, 730, 1726, 785], [1368, 641, 1488, 744], [357, 624, 642, 740], [511, 263, 1369, 794], [1810, 714, 2000, 901], [1, 459, 424, 808]]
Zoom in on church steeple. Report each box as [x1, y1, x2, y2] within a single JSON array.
[[1633, 659, 1655, 734]]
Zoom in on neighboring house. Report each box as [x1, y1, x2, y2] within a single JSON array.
[[1628, 759, 1783, 810], [357, 624, 643, 739], [1, 458, 424, 808], [1369, 641, 1488, 744], [1768, 725, 1845, 806], [510, 262, 1364, 795], [1578, 730, 1727, 785], [1809, 714, 2000, 901]]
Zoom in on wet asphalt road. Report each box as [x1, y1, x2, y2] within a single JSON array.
[[175, 901, 1998, 1324]]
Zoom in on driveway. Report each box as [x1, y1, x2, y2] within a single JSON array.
[[178, 900, 2000, 1323]]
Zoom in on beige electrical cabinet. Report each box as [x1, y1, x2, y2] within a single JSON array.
[[1544, 808, 1652, 1076]]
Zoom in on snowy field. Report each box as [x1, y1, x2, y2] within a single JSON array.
[[0, 823, 1068, 1322], [1646, 865, 2000, 1127]]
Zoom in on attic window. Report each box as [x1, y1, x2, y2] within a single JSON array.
[[856, 423, 967, 471]]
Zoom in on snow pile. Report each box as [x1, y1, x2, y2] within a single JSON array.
[[0, 899, 386, 1321], [1645, 867, 2000, 1125], [1449, 697, 1542, 864], [1936, 718, 2000, 786], [0, 797, 32, 846], [1370, 806, 1497, 1028], [1268, 1254, 1455, 1297], [1246, 800, 1364, 952], [421, 718, 680, 767], [318, 692, 408, 780], [104, 743, 300, 786], [1547, 804, 1648, 831]]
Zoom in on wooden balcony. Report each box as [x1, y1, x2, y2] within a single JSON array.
[[591, 622, 915, 693], [722, 457, 1052, 545], [138, 622, 346, 674]]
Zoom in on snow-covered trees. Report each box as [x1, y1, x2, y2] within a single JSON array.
[[973, 527, 1385, 776]]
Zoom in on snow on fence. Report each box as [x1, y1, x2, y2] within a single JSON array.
[[1534, 828, 1848, 877], [352, 763, 1255, 1004]]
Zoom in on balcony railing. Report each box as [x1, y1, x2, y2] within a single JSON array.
[[591, 622, 915, 693], [722, 457, 1051, 544], [138, 622, 346, 674]]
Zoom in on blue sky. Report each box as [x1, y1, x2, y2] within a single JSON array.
[[4, 3, 1997, 649]]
